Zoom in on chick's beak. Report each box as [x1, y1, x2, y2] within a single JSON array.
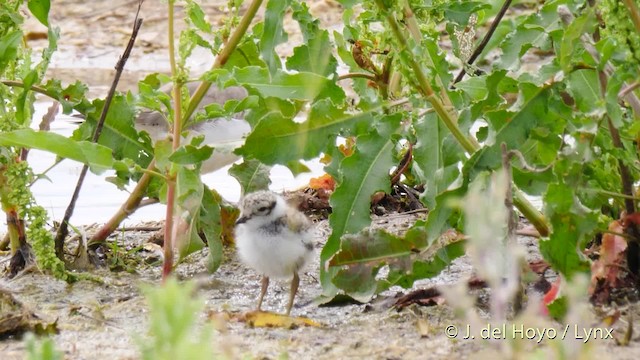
[[236, 215, 248, 225]]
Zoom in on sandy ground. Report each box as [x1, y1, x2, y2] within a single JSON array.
[[2, 0, 640, 359]]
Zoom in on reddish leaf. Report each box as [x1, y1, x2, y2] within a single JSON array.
[[541, 278, 561, 315]]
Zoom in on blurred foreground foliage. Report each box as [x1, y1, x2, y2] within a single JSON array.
[[1, 0, 640, 307]]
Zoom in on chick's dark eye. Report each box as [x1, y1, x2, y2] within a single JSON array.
[[258, 206, 269, 212]]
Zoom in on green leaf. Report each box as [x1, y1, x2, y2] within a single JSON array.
[[233, 66, 345, 103], [176, 167, 206, 260], [565, 69, 603, 114], [286, 31, 338, 77], [200, 189, 224, 273], [442, 1, 491, 26], [0, 30, 22, 69], [28, 0, 50, 27], [495, 2, 563, 70], [320, 114, 402, 299], [229, 159, 271, 194], [73, 94, 153, 167], [0, 129, 114, 173], [169, 145, 214, 165], [546, 295, 568, 321], [286, 2, 338, 77], [465, 87, 554, 182], [237, 99, 371, 164], [327, 225, 465, 302], [261, 0, 291, 73], [414, 112, 463, 209], [539, 182, 593, 277], [558, 8, 595, 71], [285, 160, 311, 176], [186, 0, 211, 33]]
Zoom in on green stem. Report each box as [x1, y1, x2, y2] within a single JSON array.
[[622, 0, 640, 34], [182, 0, 264, 123], [337, 73, 377, 81], [584, 188, 640, 201]]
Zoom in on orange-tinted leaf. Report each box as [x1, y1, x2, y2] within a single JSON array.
[[309, 173, 336, 191]]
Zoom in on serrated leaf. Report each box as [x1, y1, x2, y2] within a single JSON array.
[[261, 0, 291, 72], [414, 112, 463, 209], [320, 114, 402, 299], [233, 66, 345, 103], [328, 224, 465, 301], [442, 1, 491, 26], [229, 159, 271, 195], [559, 8, 595, 71], [496, 2, 563, 70], [286, 31, 338, 77], [0, 129, 114, 173], [329, 228, 427, 267], [539, 182, 593, 277], [169, 144, 214, 165], [73, 94, 153, 167], [464, 87, 553, 181]]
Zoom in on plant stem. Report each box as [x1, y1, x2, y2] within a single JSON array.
[[402, 1, 453, 109], [88, 161, 155, 246], [54, 13, 143, 259], [163, 0, 181, 280], [622, 0, 640, 34], [584, 188, 640, 201], [337, 73, 377, 81], [182, 0, 264, 123]]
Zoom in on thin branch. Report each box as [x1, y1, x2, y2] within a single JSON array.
[[619, 81, 640, 99], [583, 188, 640, 201], [182, 0, 264, 124], [55, 1, 144, 258], [453, 0, 513, 84], [337, 73, 377, 82], [88, 161, 155, 247]]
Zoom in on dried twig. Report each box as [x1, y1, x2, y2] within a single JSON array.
[[54, 0, 145, 259]]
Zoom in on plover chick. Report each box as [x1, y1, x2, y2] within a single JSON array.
[[135, 83, 251, 173], [235, 190, 314, 315]]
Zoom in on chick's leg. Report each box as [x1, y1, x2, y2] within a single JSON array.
[[286, 272, 300, 315], [257, 276, 269, 311]]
